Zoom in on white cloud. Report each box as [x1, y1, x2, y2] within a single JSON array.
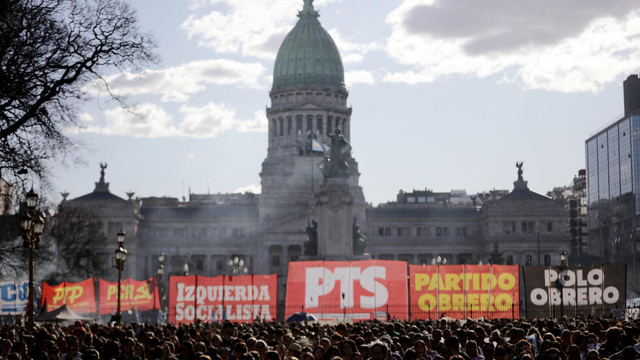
[[78, 112, 94, 123], [233, 184, 262, 194], [187, 153, 195, 158], [237, 111, 268, 133], [84, 59, 266, 102], [74, 103, 267, 139], [345, 71, 375, 86], [181, 0, 376, 63], [384, 0, 640, 92]]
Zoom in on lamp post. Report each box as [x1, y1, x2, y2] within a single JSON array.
[[559, 250, 567, 318], [431, 255, 447, 319], [19, 188, 45, 329], [182, 262, 189, 276], [157, 253, 165, 315], [228, 256, 248, 275], [114, 230, 128, 324]]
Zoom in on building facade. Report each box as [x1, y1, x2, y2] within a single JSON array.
[[62, 0, 573, 310]]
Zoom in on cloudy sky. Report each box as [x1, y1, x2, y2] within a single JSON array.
[[55, 0, 640, 205]]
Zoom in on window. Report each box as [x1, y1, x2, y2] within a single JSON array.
[[216, 260, 223, 271], [512, 222, 516, 233], [327, 116, 333, 134], [459, 258, 467, 265], [462, 227, 468, 237], [279, 118, 283, 136], [287, 117, 292, 135], [455, 227, 461, 236], [296, 116, 303, 135], [232, 228, 239, 238], [407, 197, 416, 203], [443, 227, 449, 236], [418, 197, 426, 203], [506, 255, 514, 265], [544, 255, 551, 266], [521, 222, 527, 233], [181, 228, 188, 236], [384, 227, 391, 236], [525, 255, 533, 266], [547, 222, 553, 232], [417, 227, 422, 236], [307, 116, 313, 134], [196, 259, 204, 271], [271, 119, 276, 137], [436, 227, 442, 236], [378, 227, 384, 236], [317, 116, 323, 135], [271, 256, 280, 267], [239, 228, 246, 237], [397, 227, 402, 236], [220, 228, 227, 238]]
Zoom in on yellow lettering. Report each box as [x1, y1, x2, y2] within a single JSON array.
[[439, 294, 451, 311], [497, 273, 517, 291], [415, 274, 430, 291], [495, 293, 513, 311], [107, 285, 117, 300], [445, 274, 460, 291], [418, 294, 436, 311]]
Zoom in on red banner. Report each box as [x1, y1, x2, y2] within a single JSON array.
[[168, 274, 277, 324], [41, 278, 96, 314], [285, 260, 408, 321], [409, 265, 520, 319], [98, 277, 160, 315]]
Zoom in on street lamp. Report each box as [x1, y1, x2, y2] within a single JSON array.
[[560, 250, 567, 267], [431, 255, 447, 319], [228, 256, 248, 275], [114, 229, 128, 324], [18, 188, 45, 329], [157, 253, 165, 312], [183, 262, 189, 276]]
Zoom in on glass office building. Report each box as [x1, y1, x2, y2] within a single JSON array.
[[585, 74, 640, 259]]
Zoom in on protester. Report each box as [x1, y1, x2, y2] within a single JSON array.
[[0, 317, 638, 360]]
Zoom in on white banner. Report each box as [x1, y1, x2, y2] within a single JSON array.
[[0, 281, 29, 315]]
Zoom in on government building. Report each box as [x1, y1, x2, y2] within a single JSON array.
[[61, 0, 574, 309]]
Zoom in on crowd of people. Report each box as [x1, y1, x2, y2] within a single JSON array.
[[0, 316, 639, 360]]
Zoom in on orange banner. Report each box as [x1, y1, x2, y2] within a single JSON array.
[[41, 278, 96, 314], [98, 277, 160, 315], [409, 265, 520, 319], [285, 260, 409, 321], [168, 274, 277, 324]]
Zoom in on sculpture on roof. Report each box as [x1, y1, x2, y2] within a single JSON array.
[[303, 219, 318, 256], [100, 163, 107, 183], [319, 128, 351, 179], [516, 162, 523, 181], [353, 217, 368, 255]]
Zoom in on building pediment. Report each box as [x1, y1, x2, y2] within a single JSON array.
[[298, 102, 324, 110]]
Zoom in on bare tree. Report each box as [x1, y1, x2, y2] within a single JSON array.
[[0, 0, 156, 187], [45, 204, 111, 282]]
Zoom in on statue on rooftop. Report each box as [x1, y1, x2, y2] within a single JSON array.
[[303, 219, 318, 256], [353, 217, 368, 255], [319, 128, 351, 179], [516, 162, 523, 181], [100, 163, 107, 183]]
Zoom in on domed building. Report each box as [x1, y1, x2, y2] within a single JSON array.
[[60, 0, 572, 321], [258, 0, 366, 271]]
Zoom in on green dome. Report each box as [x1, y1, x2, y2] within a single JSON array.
[[272, 1, 346, 94]]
